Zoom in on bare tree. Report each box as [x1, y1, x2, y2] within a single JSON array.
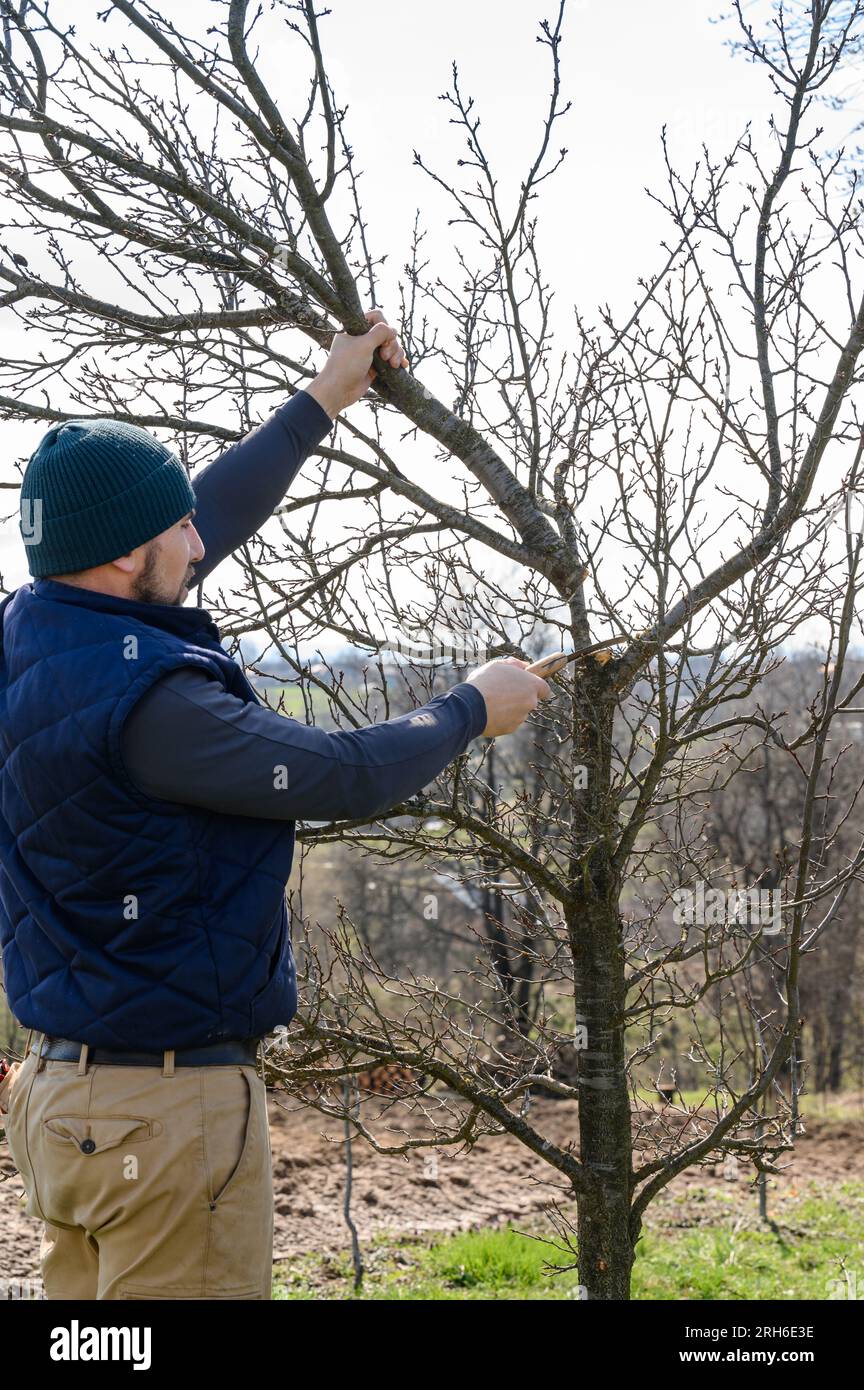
[[2, 0, 864, 1300], [703, 654, 864, 1095]]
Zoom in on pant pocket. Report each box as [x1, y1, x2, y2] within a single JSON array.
[[34, 1112, 157, 1228], [42, 1115, 154, 1154], [205, 1069, 253, 1207], [202, 1067, 272, 1298]]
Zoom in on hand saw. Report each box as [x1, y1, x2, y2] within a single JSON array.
[[524, 632, 634, 680]]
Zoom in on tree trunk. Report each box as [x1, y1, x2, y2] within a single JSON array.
[[567, 664, 635, 1299], [570, 897, 635, 1299]]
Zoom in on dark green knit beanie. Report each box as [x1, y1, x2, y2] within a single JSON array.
[[19, 417, 197, 578]]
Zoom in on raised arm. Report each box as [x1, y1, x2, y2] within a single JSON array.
[[189, 308, 409, 586]]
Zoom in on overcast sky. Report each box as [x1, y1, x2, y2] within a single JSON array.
[[0, 0, 857, 659]]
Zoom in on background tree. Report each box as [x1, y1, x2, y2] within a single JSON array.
[[702, 654, 864, 1096]]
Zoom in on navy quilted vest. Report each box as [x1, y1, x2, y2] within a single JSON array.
[[0, 578, 297, 1050]]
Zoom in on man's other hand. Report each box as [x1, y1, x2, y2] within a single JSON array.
[[305, 307, 408, 420], [464, 657, 553, 737]]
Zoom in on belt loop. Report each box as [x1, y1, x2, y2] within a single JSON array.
[[23, 1027, 34, 1061], [162, 1049, 175, 1078], [77, 1042, 89, 1076], [34, 1031, 49, 1073]]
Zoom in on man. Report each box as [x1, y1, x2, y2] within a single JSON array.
[[0, 309, 551, 1301]]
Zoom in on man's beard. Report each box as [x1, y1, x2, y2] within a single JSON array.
[[129, 540, 192, 606]]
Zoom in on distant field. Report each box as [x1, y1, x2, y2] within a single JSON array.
[[254, 681, 324, 718], [254, 680, 368, 723]]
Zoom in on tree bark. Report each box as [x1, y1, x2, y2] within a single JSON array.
[[571, 898, 635, 1299], [567, 666, 634, 1299]]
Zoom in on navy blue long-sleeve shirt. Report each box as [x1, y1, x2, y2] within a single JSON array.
[[120, 390, 488, 819]]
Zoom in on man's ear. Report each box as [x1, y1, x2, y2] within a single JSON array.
[[110, 554, 136, 574]]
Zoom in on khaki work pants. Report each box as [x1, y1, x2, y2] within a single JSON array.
[[0, 1031, 274, 1300]]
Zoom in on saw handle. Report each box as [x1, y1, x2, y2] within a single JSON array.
[[524, 651, 572, 680]]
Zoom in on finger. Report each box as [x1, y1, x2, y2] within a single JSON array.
[[534, 677, 553, 699], [369, 319, 405, 364], [367, 322, 410, 370], [365, 322, 394, 352]]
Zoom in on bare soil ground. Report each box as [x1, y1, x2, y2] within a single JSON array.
[[2, 1087, 862, 1286]]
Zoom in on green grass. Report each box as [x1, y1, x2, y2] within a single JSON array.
[[273, 1225, 585, 1300], [271, 1182, 864, 1300], [634, 1184, 864, 1300]]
